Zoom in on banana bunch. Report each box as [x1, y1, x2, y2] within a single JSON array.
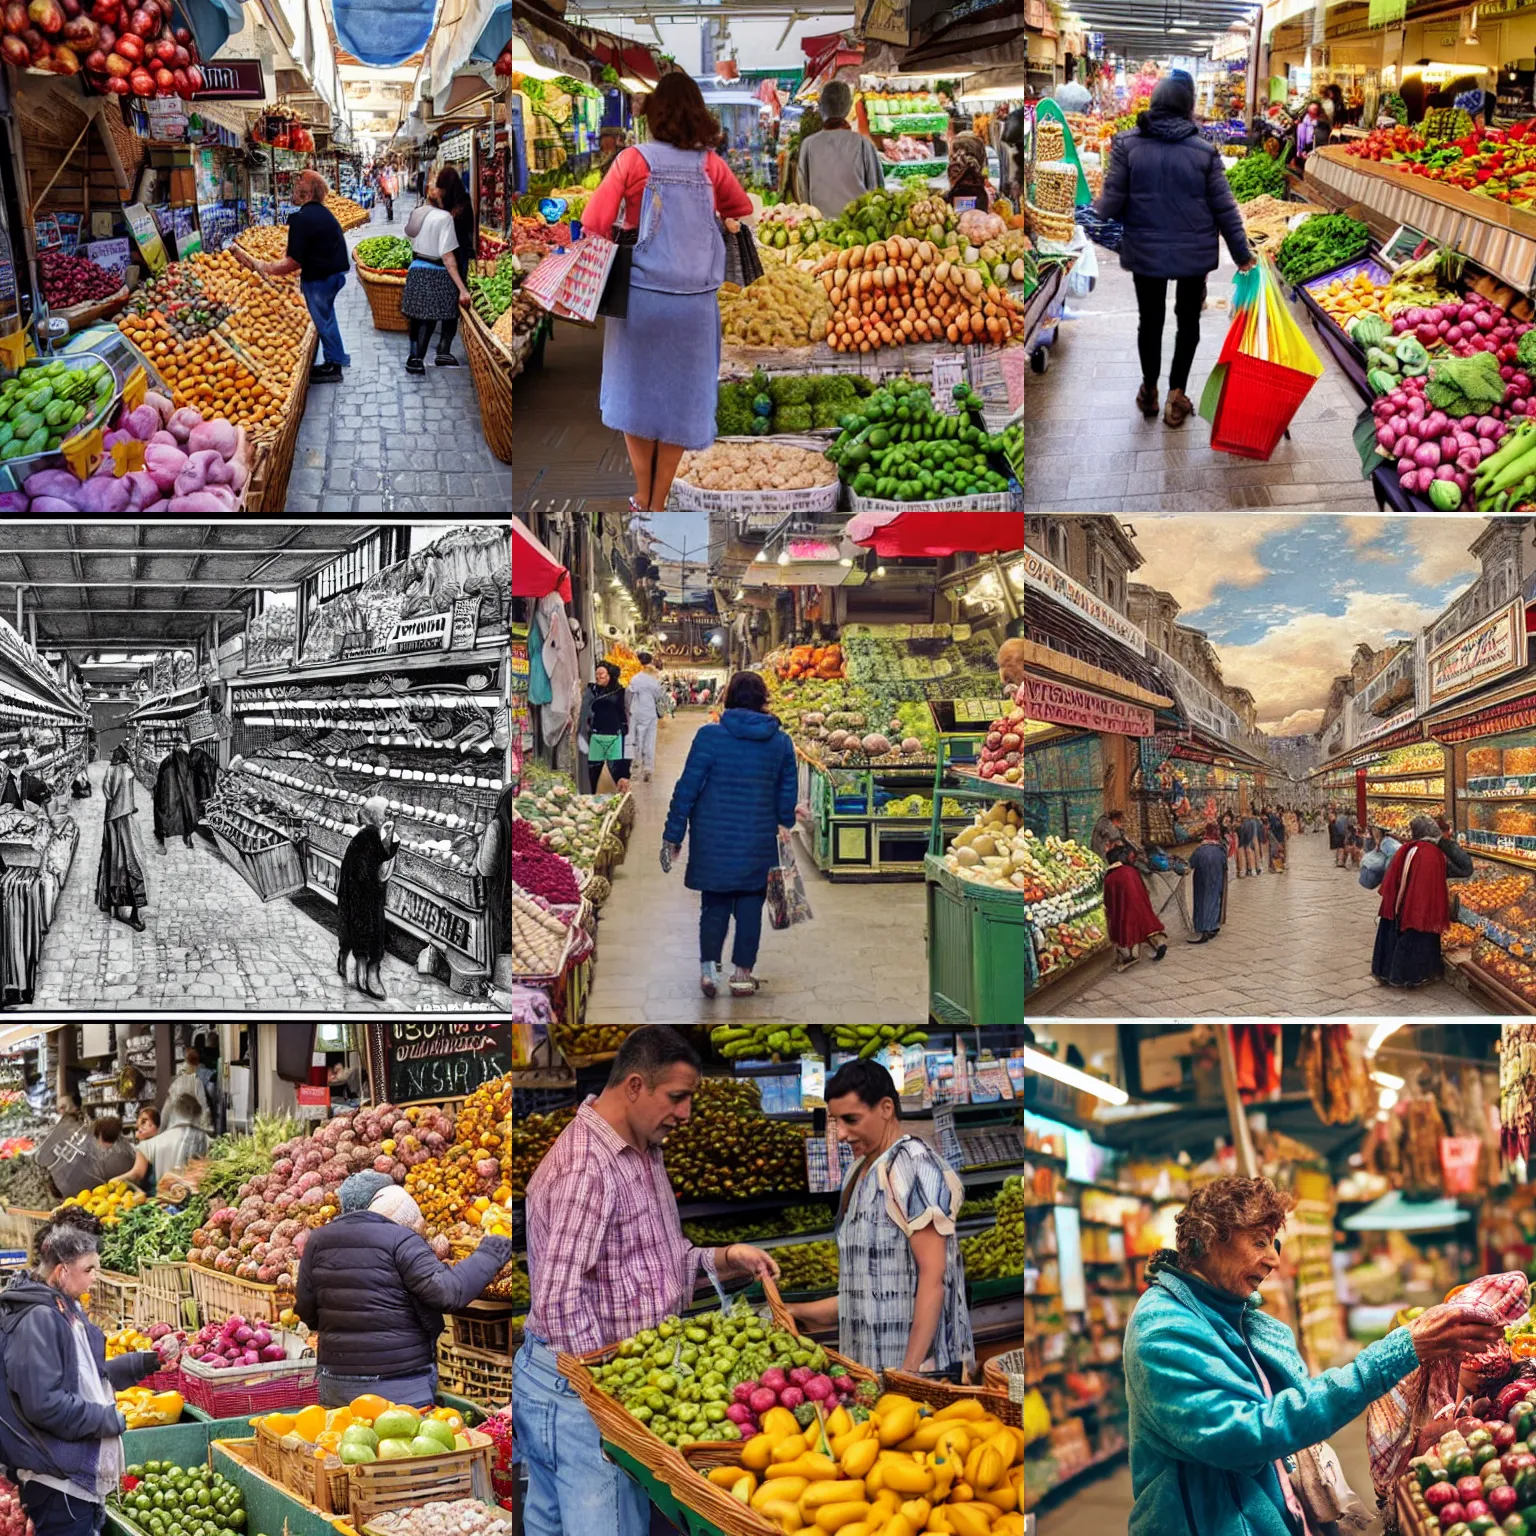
[[708, 1394, 1023, 1536], [710, 1025, 815, 1061], [831, 1025, 929, 1058], [958, 1178, 1024, 1280]]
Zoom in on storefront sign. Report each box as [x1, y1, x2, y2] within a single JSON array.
[[1427, 598, 1527, 708], [295, 1084, 330, 1119], [146, 97, 189, 140], [1021, 546, 1146, 656], [381, 1023, 511, 1102], [123, 203, 168, 277], [449, 596, 480, 650], [388, 612, 452, 653], [194, 60, 267, 100], [1023, 676, 1154, 737], [1356, 705, 1419, 746], [86, 239, 130, 280]]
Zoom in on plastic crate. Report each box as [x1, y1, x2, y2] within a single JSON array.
[[448, 1304, 516, 1355], [924, 855, 1027, 1027], [180, 1329, 316, 1418], [448, 1345, 514, 1411]]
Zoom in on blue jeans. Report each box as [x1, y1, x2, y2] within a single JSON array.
[[301, 272, 351, 366], [513, 1335, 650, 1536], [699, 887, 766, 968]]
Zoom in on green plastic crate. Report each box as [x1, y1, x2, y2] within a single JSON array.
[[123, 1415, 261, 1466], [924, 856, 1024, 1026], [968, 1275, 1024, 1302]]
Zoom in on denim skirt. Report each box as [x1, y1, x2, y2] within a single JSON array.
[[600, 285, 721, 450]]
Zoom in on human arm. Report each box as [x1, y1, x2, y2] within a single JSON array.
[[902, 1223, 948, 1372], [476, 819, 503, 879], [443, 246, 471, 306], [662, 734, 711, 849], [378, 823, 398, 884], [1440, 836, 1475, 878], [582, 148, 644, 234], [8, 1311, 123, 1440], [396, 1230, 515, 1312], [1207, 149, 1255, 269], [710, 1244, 781, 1282], [788, 1297, 840, 1328], [104, 1349, 162, 1391], [254, 256, 301, 278], [127, 1148, 152, 1188], [777, 734, 797, 830], [705, 153, 754, 219], [1094, 136, 1128, 221]]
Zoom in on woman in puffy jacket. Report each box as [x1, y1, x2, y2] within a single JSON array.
[[1095, 74, 1256, 429]]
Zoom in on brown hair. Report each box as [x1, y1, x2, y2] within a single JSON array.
[[1153, 1176, 1293, 1271], [723, 671, 770, 712], [92, 1116, 122, 1144], [639, 73, 723, 151]]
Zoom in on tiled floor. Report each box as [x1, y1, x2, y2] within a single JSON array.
[[25, 760, 482, 1012], [583, 713, 929, 1027], [1025, 243, 1379, 512], [1040, 829, 1488, 1018]]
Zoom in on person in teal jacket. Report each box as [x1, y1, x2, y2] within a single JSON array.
[[1125, 1175, 1502, 1536]]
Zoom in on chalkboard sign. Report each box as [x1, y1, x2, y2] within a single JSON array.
[[384, 1022, 511, 1102]]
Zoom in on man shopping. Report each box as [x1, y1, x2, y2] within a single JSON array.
[[517, 1027, 780, 1536], [625, 652, 668, 782]]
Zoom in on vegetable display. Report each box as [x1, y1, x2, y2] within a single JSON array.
[[1273, 214, 1371, 284], [58, 1180, 146, 1225], [824, 378, 1013, 501], [675, 441, 837, 493], [38, 252, 123, 309], [99, 1196, 208, 1271], [354, 236, 414, 272], [0, 358, 113, 464], [718, 267, 832, 347], [708, 1025, 815, 1062], [663, 1078, 808, 1199], [511, 817, 580, 903], [468, 257, 520, 326], [716, 370, 874, 436], [1225, 150, 1289, 203], [945, 803, 1029, 891]]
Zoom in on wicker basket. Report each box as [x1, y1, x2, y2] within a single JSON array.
[[354, 260, 410, 332], [245, 326, 317, 512], [982, 1347, 1025, 1414], [134, 1261, 198, 1331], [187, 1264, 283, 1325], [9, 1208, 51, 1260], [882, 1365, 1020, 1429], [462, 309, 513, 464]]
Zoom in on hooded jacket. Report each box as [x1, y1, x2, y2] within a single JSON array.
[[0, 1274, 157, 1492], [1095, 110, 1253, 279], [663, 708, 797, 893], [1124, 1262, 1420, 1536], [295, 1211, 514, 1379]]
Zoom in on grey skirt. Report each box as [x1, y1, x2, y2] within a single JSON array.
[[599, 285, 721, 450], [401, 260, 459, 321]]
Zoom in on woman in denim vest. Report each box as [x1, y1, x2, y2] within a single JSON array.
[[581, 74, 754, 516]]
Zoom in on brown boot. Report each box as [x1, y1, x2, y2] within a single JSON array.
[[1164, 388, 1194, 428], [1136, 382, 1159, 418]]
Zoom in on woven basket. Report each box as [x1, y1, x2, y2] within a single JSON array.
[[188, 1263, 283, 1324], [135, 1261, 199, 1331], [88, 1268, 140, 1330], [882, 1365, 1020, 1429], [354, 260, 410, 332], [982, 1347, 1025, 1409], [462, 309, 513, 464]]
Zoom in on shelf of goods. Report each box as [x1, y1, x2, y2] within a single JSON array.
[[128, 681, 212, 795]]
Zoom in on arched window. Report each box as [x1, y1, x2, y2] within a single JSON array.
[[1047, 522, 1067, 565]]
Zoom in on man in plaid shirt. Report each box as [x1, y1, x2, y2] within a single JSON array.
[[516, 1026, 780, 1536]]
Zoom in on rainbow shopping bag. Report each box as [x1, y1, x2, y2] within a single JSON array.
[[1200, 257, 1325, 460], [521, 236, 618, 325]]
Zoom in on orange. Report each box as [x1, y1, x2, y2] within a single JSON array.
[[349, 1394, 389, 1424]]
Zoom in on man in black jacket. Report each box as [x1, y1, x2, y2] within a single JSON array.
[[0, 1219, 165, 1536], [296, 1170, 514, 1408]]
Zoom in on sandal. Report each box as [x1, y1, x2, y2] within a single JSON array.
[[1136, 383, 1159, 418], [729, 975, 761, 996], [628, 496, 650, 517]]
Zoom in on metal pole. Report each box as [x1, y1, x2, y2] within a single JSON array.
[[1216, 1025, 1259, 1176]]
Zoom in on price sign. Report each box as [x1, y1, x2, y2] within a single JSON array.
[[61, 427, 103, 480], [87, 239, 132, 280], [382, 1022, 511, 1102], [122, 367, 147, 412], [450, 595, 481, 650], [954, 699, 1008, 723], [800, 1054, 825, 1108], [110, 438, 145, 475], [296, 1084, 330, 1120], [932, 352, 965, 413]]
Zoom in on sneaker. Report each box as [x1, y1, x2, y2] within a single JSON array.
[[310, 363, 343, 382], [434, 353, 461, 367]]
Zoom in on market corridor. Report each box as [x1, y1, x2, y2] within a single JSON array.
[[1044, 826, 1488, 1017], [584, 711, 929, 1027], [1024, 250, 1378, 511], [28, 759, 449, 1011]]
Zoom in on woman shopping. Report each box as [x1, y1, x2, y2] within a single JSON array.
[[96, 743, 148, 932], [1094, 73, 1255, 428], [662, 669, 796, 999], [1371, 814, 1453, 988], [581, 72, 753, 517], [401, 167, 474, 373], [576, 663, 631, 794], [1125, 1175, 1504, 1536]]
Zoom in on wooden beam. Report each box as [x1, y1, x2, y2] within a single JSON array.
[[0, 547, 356, 558], [1021, 636, 1174, 710], [4, 580, 304, 588]]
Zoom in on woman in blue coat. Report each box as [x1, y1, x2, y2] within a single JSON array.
[[662, 670, 797, 999], [1095, 73, 1256, 428], [1125, 1175, 1499, 1536]]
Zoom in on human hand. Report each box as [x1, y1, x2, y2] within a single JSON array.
[[458, 290, 472, 307], [1408, 1304, 1506, 1363], [381, 819, 395, 844], [1238, 258, 1257, 273], [726, 1243, 780, 1282]]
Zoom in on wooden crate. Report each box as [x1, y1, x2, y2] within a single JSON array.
[[88, 1269, 139, 1330], [337, 1431, 495, 1524], [135, 1261, 199, 1331], [254, 1419, 337, 1509], [447, 1302, 516, 1356], [188, 1264, 282, 1325], [442, 1344, 512, 1412]]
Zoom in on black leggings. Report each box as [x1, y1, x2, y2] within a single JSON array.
[[409, 314, 459, 359], [1133, 274, 1205, 393]]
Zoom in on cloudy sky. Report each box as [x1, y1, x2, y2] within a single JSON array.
[[1125, 514, 1487, 735]]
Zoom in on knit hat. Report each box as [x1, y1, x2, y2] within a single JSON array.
[[340, 1171, 395, 1212], [369, 1184, 424, 1231]]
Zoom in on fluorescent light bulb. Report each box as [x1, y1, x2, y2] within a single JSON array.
[[1022, 1047, 1128, 1106]]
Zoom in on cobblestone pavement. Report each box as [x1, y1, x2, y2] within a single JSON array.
[[584, 712, 930, 1027], [24, 760, 481, 1012], [285, 195, 511, 514], [1025, 245, 1378, 512], [1041, 829, 1488, 1017]]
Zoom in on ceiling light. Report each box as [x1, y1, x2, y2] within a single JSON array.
[[755, 550, 768, 563], [777, 549, 791, 566], [839, 557, 853, 567], [1366, 1023, 1403, 1057], [1369, 1070, 1405, 1091], [1022, 1047, 1128, 1106], [875, 565, 886, 578]]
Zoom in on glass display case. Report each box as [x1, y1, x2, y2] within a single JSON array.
[[1458, 729, 1536, 867], [1364, 742, 1446, 836]]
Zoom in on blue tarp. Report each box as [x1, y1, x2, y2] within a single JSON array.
[[181, 0, 242, 64], [333, 0, 437, 67], [470, 3, 511, 64]]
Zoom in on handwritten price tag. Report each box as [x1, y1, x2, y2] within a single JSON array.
[[121, 366, 146, 412], [61, 426, 103, 480]]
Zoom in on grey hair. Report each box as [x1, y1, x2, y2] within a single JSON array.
[[165, 1092, 202, 1129], [37, 1221, 98, 1273], [1409, 815, 1440, 840], [361, 795, 389, 827]]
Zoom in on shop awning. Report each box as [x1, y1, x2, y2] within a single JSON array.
[[332, 0, 438, 68], [844, 509, 1024, 558], [513, 516, 572, 603]]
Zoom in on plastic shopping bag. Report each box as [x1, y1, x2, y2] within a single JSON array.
[[765, 828, 814, 932], [1200, 256, 1325, 461], [522, 235, 618, 325]]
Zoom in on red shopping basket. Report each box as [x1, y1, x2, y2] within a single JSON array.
[[1208, 352, 1319, 461]]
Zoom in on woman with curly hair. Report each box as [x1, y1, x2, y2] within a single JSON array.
[[1125, 1174, 1501, 1536]]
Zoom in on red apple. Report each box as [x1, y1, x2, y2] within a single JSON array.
[[1425, 1483, 1460, 1510], [150, 33, 168, 60], [1465, 1500, 1489, 1520], [44, 40, 77, 69], [169, 63, 184, 93], [1493, 1424, 1517, 1450], [1490, 1485, 1521, 1517], [60, 12, 92, 43], [0, 33, 26, 61], [127, 5, 152, 34], [1458, 1476, 1485, 1503], [111, 27, 136, 56], [127, 63, 151, 93], [81, 43, 101, 68], [183, 61, 198, 89], [102, 71, 126, 90]]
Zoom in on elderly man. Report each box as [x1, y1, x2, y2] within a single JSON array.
[[297, 1171, 513, 1408], [337, 795, 398, 1001], [798, 80, 884, 217], [233, 169, 350, 381]]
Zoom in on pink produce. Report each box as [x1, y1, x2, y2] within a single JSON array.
[[748, 1387, 778, 1415], [778, 1387, 805, 1410], [725, 1403, 753, 1426], [759, 1367, 787, 1393], [733, 1383, 757, 1405], [803, 1375, 833, 1402]]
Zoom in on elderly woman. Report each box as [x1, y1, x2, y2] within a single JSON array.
[[337, 795, 398, 1001], [1126, 1175, 1501, 1536], [1372, 814, 1452, 989], [0, 1217, 169, 1536], [296, 1171, 514, 1408]]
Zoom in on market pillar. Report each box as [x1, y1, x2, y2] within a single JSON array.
[[1099, 731, 1134, 820]]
